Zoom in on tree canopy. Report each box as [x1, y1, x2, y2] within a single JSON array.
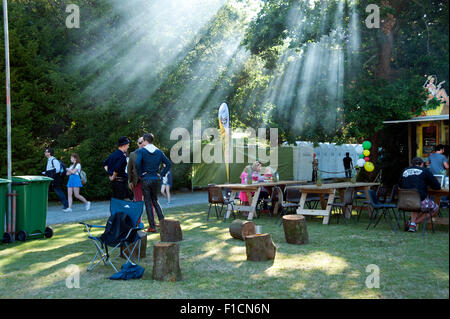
[[1, 0, 448, 197]]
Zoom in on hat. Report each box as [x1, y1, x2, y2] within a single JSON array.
[[117, 136, 131, 146]]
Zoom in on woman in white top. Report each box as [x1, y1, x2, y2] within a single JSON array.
[[63, 153, 91, 212]]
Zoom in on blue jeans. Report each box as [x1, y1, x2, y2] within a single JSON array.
[[53, 186, 68, 209]]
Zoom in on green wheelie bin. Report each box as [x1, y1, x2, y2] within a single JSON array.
[[0, 178, 11, 243], [12, 176, 54, 241]]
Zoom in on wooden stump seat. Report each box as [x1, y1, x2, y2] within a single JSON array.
[[152, 242, 182, 282], [160, 219, 183, 242], [282, 214, 309, 245], [245, 233, 277, 261], [229, 219, 256, 241]]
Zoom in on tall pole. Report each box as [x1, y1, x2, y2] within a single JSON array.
[[3, 0, 12, 235]]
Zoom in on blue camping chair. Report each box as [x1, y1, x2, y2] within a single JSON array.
[[80, 198, 145, 273]]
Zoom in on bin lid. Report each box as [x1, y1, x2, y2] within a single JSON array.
[[12, 176, 54, 183], [0, 178, 11, 184]]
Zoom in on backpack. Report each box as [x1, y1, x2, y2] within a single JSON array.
[[80, 170, 87, 185], [100, 212, 135, 247], [52, 158, 67, 177]]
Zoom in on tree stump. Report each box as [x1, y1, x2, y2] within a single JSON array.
[[282, 214, 309, 245], [160, 219, 182, 242], [152, 242, 182, 282], [245, 233, 277, 261], [120, 230, 147, 259], [229, 219, 256, 241]]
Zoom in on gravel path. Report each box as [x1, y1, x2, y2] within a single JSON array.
[[46, 191, 208, 225]]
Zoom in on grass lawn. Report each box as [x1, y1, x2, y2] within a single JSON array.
[[0, 204, 448, 299]]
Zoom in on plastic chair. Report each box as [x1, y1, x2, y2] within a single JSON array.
[[80, 198, 145, 273], [366, 190, 397, 230], [328, 187, 356, 224], [274, 186, 301, 225]]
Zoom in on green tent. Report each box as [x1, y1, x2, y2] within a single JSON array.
[[192, 145, 294, 188]]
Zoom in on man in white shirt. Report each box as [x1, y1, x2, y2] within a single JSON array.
[[44, 148, 69, 210]]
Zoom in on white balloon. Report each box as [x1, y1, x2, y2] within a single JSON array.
[[356, 145, 364, 154], [357, 159, 366, 167]]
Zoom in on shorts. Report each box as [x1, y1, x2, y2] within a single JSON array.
[[421, 197, 439, 215], [162, 172, 173, 187]]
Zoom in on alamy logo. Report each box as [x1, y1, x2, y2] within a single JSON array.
[[66, 4, 80, 29], [365, 4, 380, 29], [365, 264, 380, 288], [65, 264, 80, 289]]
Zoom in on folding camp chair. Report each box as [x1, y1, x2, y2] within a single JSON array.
[[80, 198, 145, 273]]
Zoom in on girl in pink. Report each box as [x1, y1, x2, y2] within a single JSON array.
[[239, 166, 252, 205]]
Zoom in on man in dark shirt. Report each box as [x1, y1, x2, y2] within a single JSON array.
[[135, 133, 171, 232], [343, 153, 353, 179], [399, 157, 441, 232], [103, 136, 132, 200]]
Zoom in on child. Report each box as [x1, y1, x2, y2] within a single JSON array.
[[63, 153, 91, 212]]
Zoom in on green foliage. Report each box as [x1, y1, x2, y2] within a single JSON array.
[[0, 0, 448, 198]]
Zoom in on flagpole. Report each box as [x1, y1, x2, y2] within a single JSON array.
[[3, 0, 12, 237]]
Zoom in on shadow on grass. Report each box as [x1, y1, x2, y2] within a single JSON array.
[[0, 204, 448, 298]]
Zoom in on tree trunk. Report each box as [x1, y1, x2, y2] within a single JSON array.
[[160, 219, 183, 242], [282, 215, 309, 245], [229, 219, 256, 241], [245, 233, 277, 261], [376, 32, 393, 81], [152, 242, 182, 282]]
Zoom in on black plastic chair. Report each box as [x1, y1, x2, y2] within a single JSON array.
[[366, 190, 397, 230], [328, 187, 356, 224], [207, 185, 236, 221], [274, 186, 301, 225]]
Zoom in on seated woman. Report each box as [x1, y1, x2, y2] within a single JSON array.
[[251, 161, 271, 213]]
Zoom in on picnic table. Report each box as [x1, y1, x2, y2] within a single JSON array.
[[293, 182, 380, 224], [216, 180, 307, 220], [428, 187, 449, 207]]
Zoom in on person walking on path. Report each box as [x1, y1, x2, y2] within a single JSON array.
[[343, 152, 353, 179], [161, 164, 172, 205], [64, 153, 91, 212], [135, 133, 172, 232], [44, 148, 69, 211], [103, 136, 133, 200]]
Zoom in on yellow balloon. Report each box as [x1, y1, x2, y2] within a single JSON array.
[[364, 162, 374, 172], [363, 150, 370, 157]]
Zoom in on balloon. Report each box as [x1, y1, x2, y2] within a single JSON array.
[[359, 154, 364, 159], [364, 157, 370, 161], [362, 141, 372, 150], [357, 159, 366, 167], [364, 162, 374, 172], [356, 145, 364, 154], [363, 150, 370, 157]]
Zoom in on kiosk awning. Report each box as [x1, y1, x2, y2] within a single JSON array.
[[383, 115, 449, 124]]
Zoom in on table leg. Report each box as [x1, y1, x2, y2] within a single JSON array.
[[364, 187, 373, 218], [323, 191, 335, 225], [296, 192, 307, 214], [247, 188, 261, 220]]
